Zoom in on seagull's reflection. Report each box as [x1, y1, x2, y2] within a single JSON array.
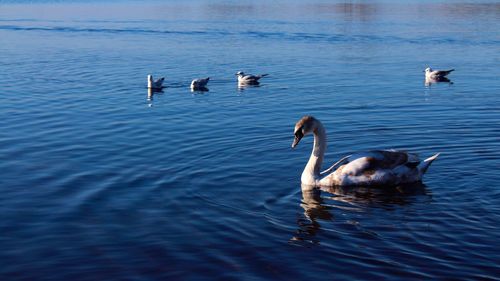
[[290, 183, 429, 245], [147, 88, 164, 105], [190, 86, 209, 93], [237, 83, 261, 91], [425, 76, 453, 87]]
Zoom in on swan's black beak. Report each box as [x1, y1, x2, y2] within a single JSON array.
[[292, 131, 303, 148], [291, 137, 301, 148]]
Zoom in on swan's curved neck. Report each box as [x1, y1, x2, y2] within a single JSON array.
[[302, 122, 326, 185]]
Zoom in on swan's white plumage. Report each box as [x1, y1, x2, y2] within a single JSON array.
[[293, 116, 439, 187]]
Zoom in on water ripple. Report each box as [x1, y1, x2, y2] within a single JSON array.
[[1, 24, 498, 46], [1, 1, 500, 280]]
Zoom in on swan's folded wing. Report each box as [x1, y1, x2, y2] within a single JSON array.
[[376, 150, 418, 169], [320, 155, 351, 175], [346, 150, 419, 171]]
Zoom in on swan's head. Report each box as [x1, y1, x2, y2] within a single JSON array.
[[292, 115, 318, 148], [424, 67, 432, 73]]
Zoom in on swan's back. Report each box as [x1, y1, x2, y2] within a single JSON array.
[[320, 150, 437, 187]]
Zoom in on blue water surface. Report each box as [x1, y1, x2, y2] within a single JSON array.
[[0, 1, 499, 280]]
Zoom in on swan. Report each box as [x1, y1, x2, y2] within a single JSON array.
[[147, 74, 165, 90], [424, 67, 454, 80], [292, 116, 440, 187], [235, 71, 268, 85], [190, 77, 210, 91]]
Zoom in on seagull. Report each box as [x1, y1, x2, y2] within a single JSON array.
[[190, 77, 210, 91], [147, 74, 165, 90], [235, 71, 268, 85], [424, 67, 454, 80]]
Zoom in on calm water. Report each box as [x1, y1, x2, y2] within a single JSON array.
[[1, 1, 499, 280]]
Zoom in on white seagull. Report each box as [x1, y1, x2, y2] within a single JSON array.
[[424, 67, 454, 80], [147, 75, 165, 90], [235, 71, 268, 85], [190, 77, 210, 91]]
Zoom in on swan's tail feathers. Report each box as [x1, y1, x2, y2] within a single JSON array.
[[418, 153, 440, 174]]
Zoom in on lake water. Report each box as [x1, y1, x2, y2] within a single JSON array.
[[0, 0, 499, 280]]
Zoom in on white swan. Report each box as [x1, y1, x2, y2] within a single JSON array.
[[292, 116, 440, 187], [235, 71, 268, 85], [424, 67, 454, 80], [190, 77, 210, 91], [147, 75, 165, 90]]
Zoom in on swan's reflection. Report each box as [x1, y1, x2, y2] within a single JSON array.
[[321, 182, 428, 206], [425, 76, 453, 87], [291, 183, 429, 245], [290, 188, 332, 245]]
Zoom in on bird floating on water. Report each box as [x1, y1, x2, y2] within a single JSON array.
[[424, 67, 454, 86], [190, 77, 210, 92], [235, 71, 268, 86], [292, 116, 440, 187], [147, 74, 165, 90], [424, 67, 454, 80]]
